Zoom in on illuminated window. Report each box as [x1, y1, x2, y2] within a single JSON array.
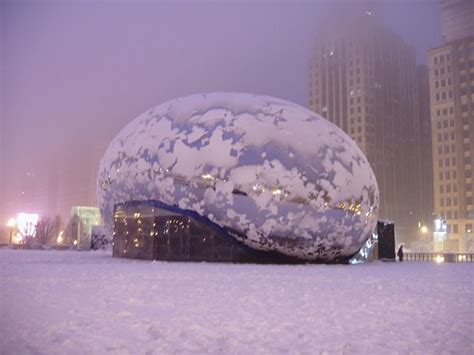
[[466, 224, 473, 233]]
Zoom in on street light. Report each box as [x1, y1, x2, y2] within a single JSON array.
[[433, 218, 447, 252], [420, 225, 429, 234], [6, 218, 17, 246]]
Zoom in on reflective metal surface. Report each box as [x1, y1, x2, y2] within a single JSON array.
[[98, 93, 379, 261]]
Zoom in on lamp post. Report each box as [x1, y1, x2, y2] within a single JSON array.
[[433, 218, 447, 252], [6, 218, 17, 246]]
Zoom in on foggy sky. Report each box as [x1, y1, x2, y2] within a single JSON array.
[[0, 0, 441, 222]]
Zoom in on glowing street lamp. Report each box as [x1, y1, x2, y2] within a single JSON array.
[[433, 218, 447, 252], [6, 218, 17, 245], [434, 218, 447, 232], [420, 225, 429, 234]]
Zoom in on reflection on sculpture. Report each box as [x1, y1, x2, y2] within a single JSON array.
[[98, 93, 379, 262]]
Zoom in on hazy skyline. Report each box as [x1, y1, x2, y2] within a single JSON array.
[[1, 0, 442, 223]]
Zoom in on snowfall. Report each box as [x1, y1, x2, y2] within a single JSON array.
[[0, 249, 472, 354]]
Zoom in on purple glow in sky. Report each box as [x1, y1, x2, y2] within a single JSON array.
[[0, 0, 441, 224]]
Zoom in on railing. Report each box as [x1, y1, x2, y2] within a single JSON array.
[[405, 252, 474, 263]]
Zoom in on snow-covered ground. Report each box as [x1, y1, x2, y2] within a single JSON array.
[[1, 249, 472, 354]]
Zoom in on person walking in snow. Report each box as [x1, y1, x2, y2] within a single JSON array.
[[397, 245, 404, 262]]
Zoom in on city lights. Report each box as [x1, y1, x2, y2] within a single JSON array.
[[434, 219, 447, 232], [14, 233, 23, 244], [201, 174, 215, 180], [17, 212, 39, 237], [57, 231, 64, 245], [6, 218, 17, 228], [272, 188, 282, 195], [6, 218, 17, 245]]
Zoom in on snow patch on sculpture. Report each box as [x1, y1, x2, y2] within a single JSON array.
[[97, 92, 379, 261]]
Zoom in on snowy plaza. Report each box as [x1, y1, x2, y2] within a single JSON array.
[[1, 249, 472, 354]]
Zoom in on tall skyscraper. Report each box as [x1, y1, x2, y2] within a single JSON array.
[[417, 65, 435, 227], [427, 1, 473, 252], [309, 12, 431, 241], [440, 0, 474, 43]]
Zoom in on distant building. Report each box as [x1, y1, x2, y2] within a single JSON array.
[[2, 166, 60, 221], [417, 66, 435, 227], [70, 206, 101, 249], [71, 206, 101, 232], [1, 143, 100, 227], [56, 149, 100, 223], [308, 12, 430, 241], [427, 36, 474, 252], [440, 0, 474, 43]]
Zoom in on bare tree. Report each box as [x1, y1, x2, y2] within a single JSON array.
[[64, 214, 87, 246], [32, 216, 62, 247]]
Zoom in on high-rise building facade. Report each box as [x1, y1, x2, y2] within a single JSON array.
[[417, 65, 435, 227], [309, 15, 431, 241], [428, 37, 474, 252], [440, 0, 474, 43]]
